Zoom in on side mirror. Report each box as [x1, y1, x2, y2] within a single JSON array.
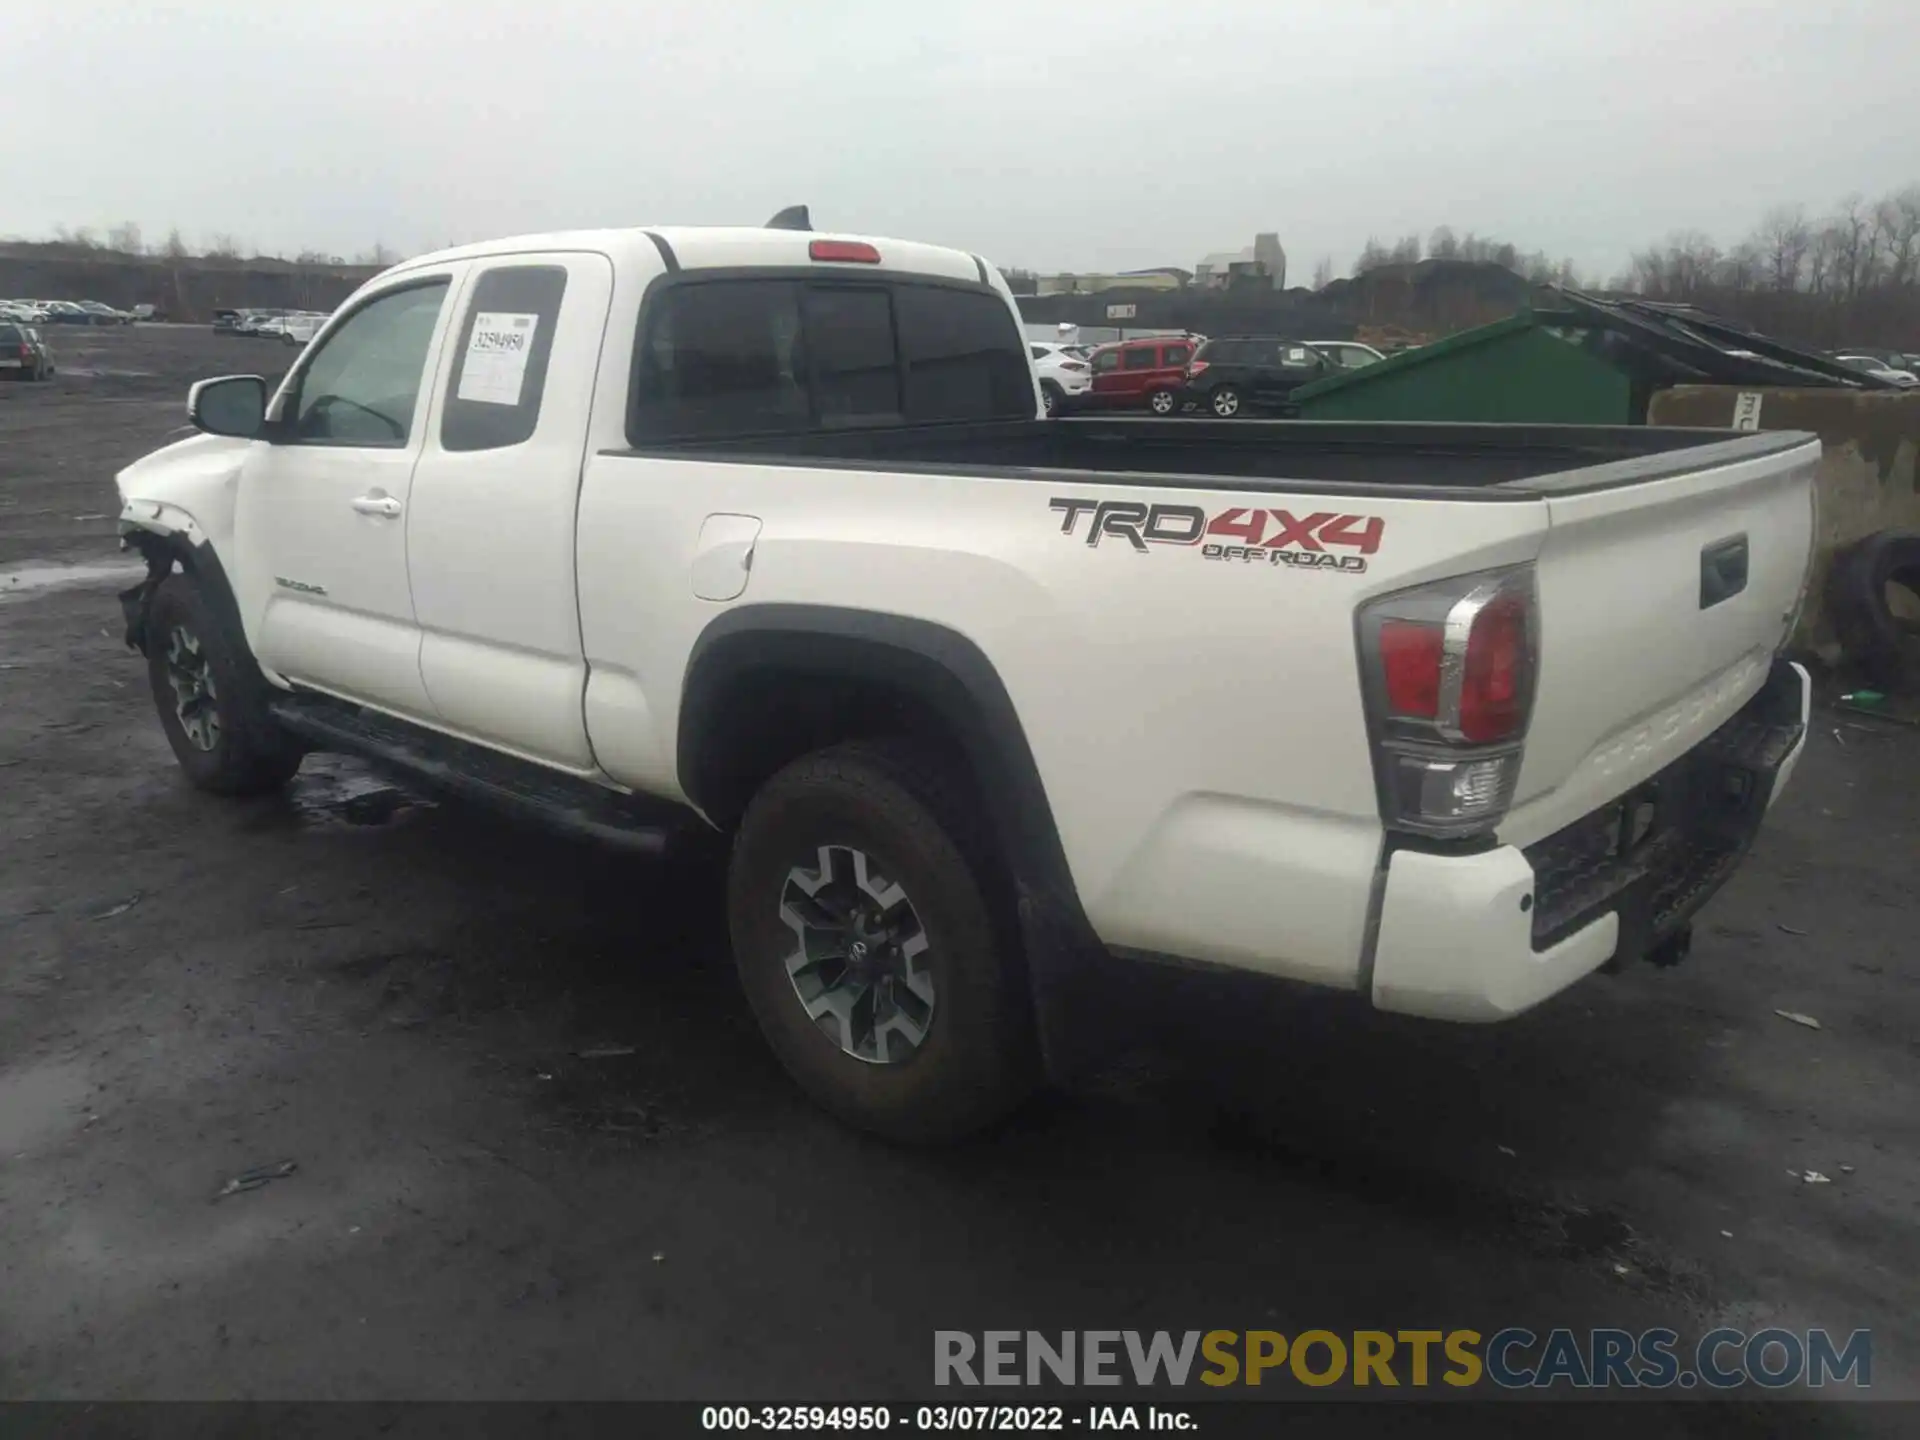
[[188, 375, 267, 438]]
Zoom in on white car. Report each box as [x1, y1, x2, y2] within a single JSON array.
[[274, 313, 329, 346], [1307, 341, 1387, 371], [1029, 342, 1092, 414], [1833, 354, 1918, 388], [111, 220, 1816, 1142]]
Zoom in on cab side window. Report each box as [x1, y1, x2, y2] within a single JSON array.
[[440, 265, 569, 452], [288, 281, 449, 447], [1123, 347, 1157, 371]]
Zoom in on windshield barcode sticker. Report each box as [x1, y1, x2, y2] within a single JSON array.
[[458, 311, 540, 407]]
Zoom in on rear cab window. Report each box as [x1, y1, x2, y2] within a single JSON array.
[[629, 273, 1030, 442]]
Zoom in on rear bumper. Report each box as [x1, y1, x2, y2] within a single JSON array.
[[1371, 659, 1809, 1022]]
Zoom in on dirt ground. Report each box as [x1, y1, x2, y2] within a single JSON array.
[[1, 329, 1916, 1428]]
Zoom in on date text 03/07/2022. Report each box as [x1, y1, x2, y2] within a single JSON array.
[[701, 1406, 1189, 1432]]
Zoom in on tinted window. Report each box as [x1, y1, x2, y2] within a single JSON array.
[[630, 279, 1027, 440], [893, 285, 1031, 422], [631, 280, 810, 440], [440, 265, 568, 452], [1094, 350, 1120, 372], [1163, 344, 1191, 366], [288, 282, 447, 446], [805, 287, 900, 426], [0, 325, 20, 343], [1123, 347, 1157, 371], [1030, 345, 1050, 361]]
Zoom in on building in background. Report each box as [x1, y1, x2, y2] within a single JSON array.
[[1034, 268, 1189, 296], [1195, 233, 1287, 291]]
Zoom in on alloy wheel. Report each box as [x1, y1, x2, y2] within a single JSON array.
[[779, 844, 935, 1064], [163, 623, 221, 752]]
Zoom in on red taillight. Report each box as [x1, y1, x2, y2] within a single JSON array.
[[16, 344, 28, 359], [1458, 592, 1529, 743], [809, 239, 881, 264], [1061, 360, 1088, 372], [1379, 621, 1443, 718], [1358, 567, 1537, 839], [1187, 360, 1210, 380]]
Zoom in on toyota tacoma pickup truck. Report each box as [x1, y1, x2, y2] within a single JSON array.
[[112, 220, 1818, 1141]]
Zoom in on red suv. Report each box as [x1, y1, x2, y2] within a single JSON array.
[[1084, 335, 1197, 413]]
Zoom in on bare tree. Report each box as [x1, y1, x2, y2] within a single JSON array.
[[105, 221, 144, 255], [161, 227, 190, 260], [1429, 226, 1460, 261], [1871, 186, 1920, 289], [205, 233, 241, 260], [1311, 255, 1334, 289], [1829, 195, 1875, 300], [1753, 205, 1811, 292], [1353, 237, 1392, 274]]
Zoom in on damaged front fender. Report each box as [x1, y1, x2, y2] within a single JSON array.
[[114, 429, 250, 655]]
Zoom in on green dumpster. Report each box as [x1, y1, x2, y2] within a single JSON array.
[[1290, 308, 1639, 424]]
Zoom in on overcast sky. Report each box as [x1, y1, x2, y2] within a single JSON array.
[[9, 0, 1915, 280]]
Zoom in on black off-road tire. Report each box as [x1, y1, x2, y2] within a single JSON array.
[[1827, 530, 1920, 693], [727, 740, 1038, 1143], [144, 573, 304, 795]]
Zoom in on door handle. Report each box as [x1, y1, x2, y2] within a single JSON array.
[[351, 494, 403, 518]]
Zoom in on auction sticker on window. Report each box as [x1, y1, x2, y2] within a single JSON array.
[[458, 311, 540, 406]]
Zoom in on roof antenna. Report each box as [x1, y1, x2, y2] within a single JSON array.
[[765, 205, 812, 232]]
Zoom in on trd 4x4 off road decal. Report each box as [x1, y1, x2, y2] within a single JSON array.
[[1048, 498, 1383, 574]]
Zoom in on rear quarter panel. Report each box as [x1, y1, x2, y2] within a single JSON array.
[[576, 438, 1548, 988]]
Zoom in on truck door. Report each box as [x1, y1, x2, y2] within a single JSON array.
[[404, 251, 615, 771], [232, 269, 464, 719]]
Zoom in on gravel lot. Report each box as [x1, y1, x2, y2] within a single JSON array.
[[1, 327, 1916, 1427]]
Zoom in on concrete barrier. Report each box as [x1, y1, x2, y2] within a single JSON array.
[[1648, 386, 1920, 663]]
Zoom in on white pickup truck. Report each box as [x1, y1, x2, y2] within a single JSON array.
[[113, 220, 1817, 1141]]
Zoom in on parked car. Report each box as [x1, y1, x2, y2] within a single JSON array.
[[131, 304, 166, 322], [0, 321, 53, 380], [1029, 342, 1092, 414], [1085, 334, 1197, 413], [78, 301, 132, 326], [42, 301, 94, 325], [212, 309, 244, 334], [1833, 354, 1918, 388], [238, 310, 289, 337], [110, 220, 1817, 1142], [1306, 341, 1387, 371], [1169, 335, 1332, 417], [2, 300, 50, 323]]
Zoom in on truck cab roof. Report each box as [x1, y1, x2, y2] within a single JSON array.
[[389, 226, 992, 288]]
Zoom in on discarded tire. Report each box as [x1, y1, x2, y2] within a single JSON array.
[[1826, 529, 1920, 693]]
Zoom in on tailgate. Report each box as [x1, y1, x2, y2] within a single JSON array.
[[1500, 436, 1817, 848]]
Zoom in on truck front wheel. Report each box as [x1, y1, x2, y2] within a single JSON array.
[[727, 741, 1038, 1142], [144, 573, 303, 796]]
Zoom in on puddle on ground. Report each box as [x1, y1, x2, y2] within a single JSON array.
[[0, 561, 145, 600], [0, 1059, 91, 1154], [285, 759, 431, 829]]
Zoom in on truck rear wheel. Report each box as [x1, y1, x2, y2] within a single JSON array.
[[726, 741, 1037, 1142], [144, 573, 304, 796]]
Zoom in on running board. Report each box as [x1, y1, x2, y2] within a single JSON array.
[[267, 693, 696, 855]]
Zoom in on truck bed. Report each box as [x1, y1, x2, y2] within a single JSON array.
[[620, 419, 1810, 499]]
